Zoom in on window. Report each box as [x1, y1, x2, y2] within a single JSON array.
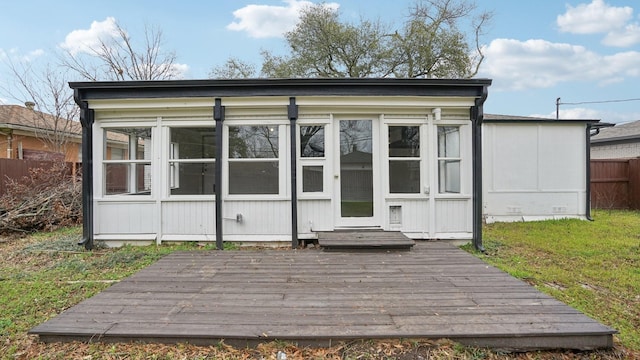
[[300, 125, 325, 193], [228, 125, 279, 194], [388, 126, 420, 193], [437, 126, 461, 193], [103, 128, 152, 195], [169, 127, 216, 195]]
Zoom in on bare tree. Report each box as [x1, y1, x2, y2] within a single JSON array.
[[59, 22, 180, 81], [1, 58, 79, 157]]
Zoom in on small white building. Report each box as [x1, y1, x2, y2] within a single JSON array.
[[71, 78, 491, 250], [482, 114, 598, 223]]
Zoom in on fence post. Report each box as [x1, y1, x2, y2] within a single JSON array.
[[630, 159, 640, 210]]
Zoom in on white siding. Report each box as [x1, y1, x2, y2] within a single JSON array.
[[298, 199, 333, 233], [435, 199, 472, 234], [223, 200, 290, 235], [591, 142, 640, 159], [483, 123, 588, 223], [162, 201, 215, 235], [384, 199, 429, 233], [95, 201, 157, 234]]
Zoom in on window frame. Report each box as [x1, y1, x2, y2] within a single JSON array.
[[101, 126, 154, 197], [297, 120, 332, 199], [167, 126, 217, 197], [224, 121, 287, 199], [437, 125, 462, 195], [383, 119, 427, 199]]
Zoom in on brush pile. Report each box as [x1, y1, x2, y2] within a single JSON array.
[[0, 162, 81, 234]]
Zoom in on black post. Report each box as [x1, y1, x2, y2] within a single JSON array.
[[214, 98, 225, 250], [585, 123, 593, 221], [288, 97, 299, 248], [471, 87, 488, 252], [77, 99, 94, 250]]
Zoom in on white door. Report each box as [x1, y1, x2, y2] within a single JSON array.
[[335, 119, 379, 227]]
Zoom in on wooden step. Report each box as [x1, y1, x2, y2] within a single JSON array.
[[317, 230, 415, 251]]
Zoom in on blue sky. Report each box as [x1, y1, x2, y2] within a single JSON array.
[[1, 0, 639, 123]]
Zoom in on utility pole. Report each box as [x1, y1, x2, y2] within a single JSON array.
[[556, 97, 561, 119]]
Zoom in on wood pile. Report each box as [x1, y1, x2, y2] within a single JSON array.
[[0, 162, 81, 234]]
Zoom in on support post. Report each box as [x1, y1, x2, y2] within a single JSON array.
[[471, 87, 488, 252], [77, 99, 94, 250], [214, 98, 225, 250], [288, 97, 299, 249]]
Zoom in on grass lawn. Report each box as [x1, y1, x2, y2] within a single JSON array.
[[0, 210, 638, 359], [474, 209, 640, 352]]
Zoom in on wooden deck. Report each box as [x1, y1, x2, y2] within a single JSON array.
[[29, 242, 616, 351]]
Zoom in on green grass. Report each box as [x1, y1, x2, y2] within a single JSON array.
[[467, 209, 640, 350]]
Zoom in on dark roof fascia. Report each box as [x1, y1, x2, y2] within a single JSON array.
[[483, 118, 600, 124], [69, 78, 493, 102]]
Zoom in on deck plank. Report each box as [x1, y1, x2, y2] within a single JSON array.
[[29, 242, 616, 351]]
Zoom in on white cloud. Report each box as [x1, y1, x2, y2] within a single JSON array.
[[227, 0, 339, 38], [60, 17, 119, 55], [479, 38, 640, 90], [557, 0, 632, 34], [168, 63, 190, 79], [602, 23, 640, 47], [557, 0, 640, 47]]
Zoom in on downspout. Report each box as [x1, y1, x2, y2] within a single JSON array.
[[75, 91, 94, 250], [214, 98, 225, 250], [288, 97, 299, 249], [471, 86, 489, 252], [585, 123, 594, 221]]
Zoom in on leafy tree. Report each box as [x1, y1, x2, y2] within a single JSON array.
[[209, 57, 256, 79], [211, 0, 492, 79]]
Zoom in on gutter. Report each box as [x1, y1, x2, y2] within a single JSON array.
[[585, 123, 594, 221]]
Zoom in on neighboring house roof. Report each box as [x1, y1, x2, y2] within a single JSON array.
[[591, 119, 640, 144], [0, 104, 81, 136]]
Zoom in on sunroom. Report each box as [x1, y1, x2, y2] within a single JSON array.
[[72, 78, 491, 249]]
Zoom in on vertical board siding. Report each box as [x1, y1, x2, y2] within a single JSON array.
[[95, 201, 157, 234], [162, 201, 215, 235], [590, 158, 640, 210], [384, 199, 429, 232], [298, 200, 333, 232], [224, 200, 290, 235], [435, 199, 471, 233]]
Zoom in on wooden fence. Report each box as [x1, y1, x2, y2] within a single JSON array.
[[590, 158, 640, 210], [0, 158, 80, 196]]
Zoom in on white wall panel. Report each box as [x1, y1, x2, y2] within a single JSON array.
[[435, 199, 471, 233], [223, 200, 290, 235], [539, 125, 585, 190], [162, 201, 215, 235], [95, 201, 157, 234], [384, 199, 429, 232], [298, 200, 333, 232], [483, 123, 588, 222]]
